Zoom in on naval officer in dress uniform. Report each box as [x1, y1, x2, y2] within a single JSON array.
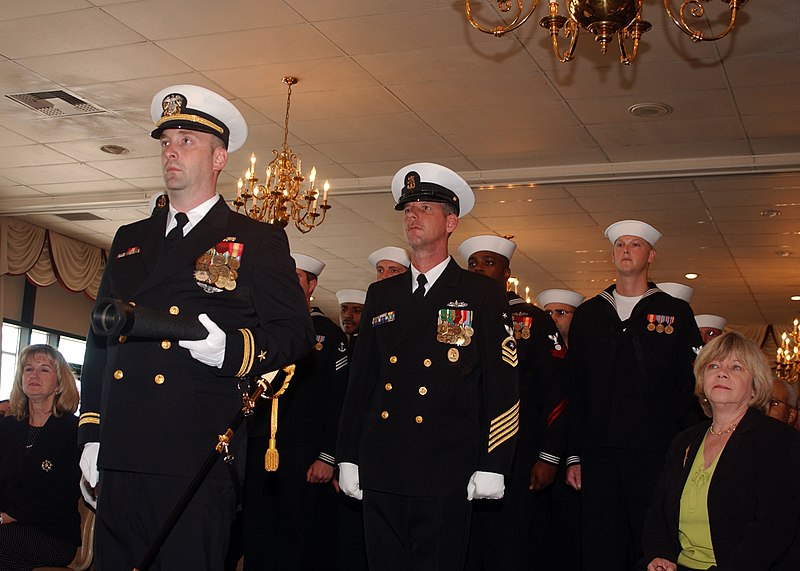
[[564, 220, 704, 571], [337, 163, 520, 570], [242, 253, 349, 570], [77, 84, 314, 570], [459, 235, 568, 570]]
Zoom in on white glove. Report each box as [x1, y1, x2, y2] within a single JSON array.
[[179, 313, 226, 368], [338, 462, 363, 500], [466, 471, 505, 501], [79, 442, 99, 508]]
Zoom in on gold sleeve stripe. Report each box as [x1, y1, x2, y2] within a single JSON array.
[[80, 412, 100, 418], [488, 425, 518, 453], [490, 401, 520, 428], [489, 409, 520, 436], [489, 420, 519, 449], [79, 416, 100, 426], [236, 328, 255, 377], [489, 412, 520, 445], [155, 113, 224, 135]]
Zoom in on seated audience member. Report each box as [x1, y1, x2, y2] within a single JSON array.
[[768, 377, 798, 426], [0, 399, 10, 416], [0, 345, 82, 570], [641, 331, 800, 571]]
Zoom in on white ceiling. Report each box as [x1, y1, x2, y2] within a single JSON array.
[[0, 0, 798, 325]]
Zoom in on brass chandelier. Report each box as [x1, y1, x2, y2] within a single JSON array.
[[776, 319, 800, 384], [465, 0, 745, 65], [232, 76, 330, 233]]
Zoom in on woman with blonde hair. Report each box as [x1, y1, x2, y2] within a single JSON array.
[[641, 331, 800, 570], [0, 344, 82, 570]]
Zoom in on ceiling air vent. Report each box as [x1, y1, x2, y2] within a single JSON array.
[[5, 90, 104, 117], [55, 212, 105, 222]]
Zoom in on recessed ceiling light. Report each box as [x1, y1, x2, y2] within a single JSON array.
[[791, 295, 800, 301], [628, 102, 672, 118], [761, 209, 782, 217], [685, 273, 698, 280]]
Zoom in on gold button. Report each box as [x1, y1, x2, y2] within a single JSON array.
[[419, 386, 427, 396], [118, 335, 127, 343], [380, 411, 389, 420], [415, 416, 423, 424], [385, 383, 393, 391], [389, 355, 397, 364], [128, 301, 136, 307], [161, 340, 172, 350], [423, 358, 432, 367], [113, 369, 123, 380], [154, 374, 165, 385], [169, 306, 180, 315]]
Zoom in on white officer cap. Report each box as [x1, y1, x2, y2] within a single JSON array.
[[150, 84, 248, 152], [536, 289, 585, 309], [657, 282, 694, 303], [604, 220, 662, 247], [336, 289, 367, 305], [458, 235, 516, 264], [367, 246, 410, 268], [291, 253, 325, 277], [696, 314, 727, 330], [391, 162, 475, 217]]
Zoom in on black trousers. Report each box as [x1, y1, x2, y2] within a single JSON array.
[[466, 454, 581, 571], [363, 489, 471, 571], [94, 469, 236, 571], [580, 448, 664, 571], [241, 441, 337, 571]]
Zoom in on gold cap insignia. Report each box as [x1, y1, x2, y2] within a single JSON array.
[[162, 93, 187, 118]]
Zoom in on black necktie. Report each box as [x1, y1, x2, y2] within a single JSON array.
[[413, 273, 428, 300], [164, 212, 189, 252]]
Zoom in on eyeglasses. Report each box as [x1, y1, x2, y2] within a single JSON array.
[[769, 397, 789, 408], [545, 309, 574, 316]]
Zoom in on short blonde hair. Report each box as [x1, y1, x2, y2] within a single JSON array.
[[8, 344, 79, 420], [693, 331, 772, 417]]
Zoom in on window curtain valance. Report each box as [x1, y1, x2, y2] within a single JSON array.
[[0, 218, 106, 300]]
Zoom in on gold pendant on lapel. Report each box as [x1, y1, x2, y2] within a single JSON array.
[[448, 348, 459, 362]]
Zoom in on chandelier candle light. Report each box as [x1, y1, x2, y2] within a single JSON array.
[[776, 319, 800, 384], [465, 0, 745, 65], [232, 76, 330, 233]]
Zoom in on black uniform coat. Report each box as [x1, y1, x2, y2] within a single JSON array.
[[242, 309, 349, 569], [78, 197, 314, 480], [567, 284, 704, 462], [337, 258, 520, 498], [507, 292, 567, 467], [0, 413, 81, 546], [640, 408, 800, 571], [247, 308, 349, 465]]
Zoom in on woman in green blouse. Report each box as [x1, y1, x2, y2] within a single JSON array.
[[642, 331, 800, 571]]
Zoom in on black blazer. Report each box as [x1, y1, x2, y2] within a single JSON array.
[[337, 258, 520, 498], [78, 197, 314, 479], [0, 413, 81, 546], [641, 408, 800, 570]]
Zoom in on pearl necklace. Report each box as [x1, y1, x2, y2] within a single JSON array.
[[708, 421, 738, 436]]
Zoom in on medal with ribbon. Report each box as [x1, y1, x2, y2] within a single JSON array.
[[437, 308, 474, 346], [195, 240, 244, 292]]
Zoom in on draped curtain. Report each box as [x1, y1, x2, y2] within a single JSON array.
[[0, 218, 106, 300]]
